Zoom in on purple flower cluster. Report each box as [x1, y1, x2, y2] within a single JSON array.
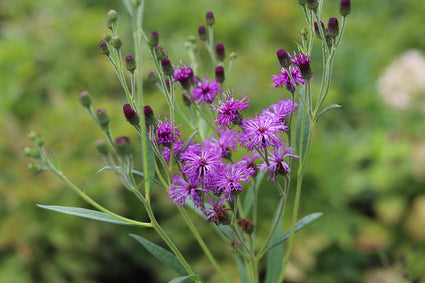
[[153, 116, 181, 147], [211, 90, 250, 129], [271, 67, 306, 92], [191, 78, 221, 105]]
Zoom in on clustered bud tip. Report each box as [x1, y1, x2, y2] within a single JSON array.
[[111, 36, 122, 49], [340, 0, 351, 17], [143, 105, 156, 128], [96, 108, 110, 128], [99, 40, 109, 56], [106, 9, 118, 29], [125, 55, 136, 72], [327, 17, 339, 38], [123, 103, 140, 126], [215, 43, 225, 61], [306, 0, 319, 11], [215, 66, 225, 84], [314, 21, 325, 39], [276, 49, 291, 69], [115, 136, 133, 156], [79, 90, 91, 108], [198, 25, 207, 41], [206, 11, 215, 26], [148, 31, 159, 47]]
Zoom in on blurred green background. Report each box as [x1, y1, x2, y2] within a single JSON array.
[[1, 0, 425, 282]]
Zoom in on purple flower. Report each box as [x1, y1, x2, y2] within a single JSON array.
[[271, 67, 306, 92], [261, 99, 298, 123], [154, 116, 181, 146], [260, 145, 298, 180], [203, 129, 238, 159], [168, 175, 208, 208], [191, 78, 221, 105], [201, 198, 232, 225], [162, 140, 185, 162], [180, 147, 223, 181], [216, 164, 252, 201], [239, 115, 286, 151], [173, 64, 194, 90], [211, 90, 250, 129], [236, 153, 260, 176]]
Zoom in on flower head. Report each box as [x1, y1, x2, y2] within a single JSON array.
[[154, 116, 181, 146], [201, 198, 232, 225], [215, 164, 252, 201], [211, 90, 250, 129], [191, 78, 221, 105], [292, 51, 312, 80], [168, 175, 208, 208], [260, 145, 298, 180], [203, 129, 238, 159], [271, 67, 306, 92], [180, 147, 223, 181], [239, 115, 286, 151], [261, 99, 298, 123], [173, 64, 194, 90]]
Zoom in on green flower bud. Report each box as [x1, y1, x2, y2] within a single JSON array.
[[79, 90, 91, 108], [307, 0, 319, 11], [111, 36, 122, 50], [28, 131, 37, 141], [125, 55, 136, 73], [148, 31, 159, 48], [106, 9, 118, 30], [95, 139, 109, 155], [99, 40, 109, 56], [28, 163, 43, 174], [115, 136, 133, 156], [103, 33, 112, 42], [35, 137, 44, 147], [96, 108, 110, 129]]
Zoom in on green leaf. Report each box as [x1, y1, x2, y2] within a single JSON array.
[[268, 212, 323, 251], [242, 172, 264, 217], [234, 255, 250, 283], [265, 208, 284, 283], [169, 275, 200, 283], [316, 104, 342, 120], [37, 205, 134, 226], [129, 234, 189, 276], [176, 130, 199, 160]]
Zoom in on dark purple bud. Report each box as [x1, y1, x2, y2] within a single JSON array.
[[161, 58, 174, 76], [99, 40, 109, 56], [123, 103, 140, 126], [314, 21, 325, 39], [111, 36, 122, 49], [206, 11, 215, 26], [79, 90, 91, 108], [306, 0, 318, 11], [327, 18, 339, 38], [96, 108, 110, 128], [148, 31, 159, 47], [198, 25, 207, 41], [276, 49, 291, 69], [215, 43, 225, 61], [154, 46, 168, 61], [143, 105, 156, 128], [340, 0, 351, 17], [115, 136, 133, 156], [215, 66, 225, 84], [125, 55, 136, 73], [237, 218, 255, 234], [106, 9, 118, 30]]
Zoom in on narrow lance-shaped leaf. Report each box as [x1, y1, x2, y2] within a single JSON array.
[[169, 275, 200, 283], [265, 206, 284, 283], [37, 205, 135, 226], [175, 130, 199, 160], [316, 104, 342, 120], [268, 212, 323, 251], [130, 234, 192, 277], [97, 166, 163, 187]]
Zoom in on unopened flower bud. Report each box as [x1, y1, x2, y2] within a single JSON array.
[[148, 31, 159, 48], [115, 136, 133, 156], [28, 131, 37, 141], [95, 139, 109, 155], [182, 93, 191, 107], [300, 27, 308, 41], [237, 218, 255, 234], [24, 147, 40, 159], [123, 103, 140, 126], [96, 108, 110, 128], [154, 46, 168, 61], [161, 58, 174, 76], [276, 49, 291, 69], [230, 51, 238, 61], [35, 137, 44, 147], [106, 9, 118, 30], [125, 55, 136, 73], [298, 0, 307, 5], [79, 90, 91, 108], [327, 17, 339, 38], [198, 25, 207, 41], [111, 36, 122, 50], [147, 70, 158, 84], [307, 0, 319, 11], [103, 33, 112, 42], [206, 11, 215, 26], [28, 163, 43, 173], [143, 105, 156, 128], [215, 43, 225, 61], [215, 66, 225, 84], [99, 40, 109, 56], [340, 0, 351, 17], [314, 21, 325, 39]]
